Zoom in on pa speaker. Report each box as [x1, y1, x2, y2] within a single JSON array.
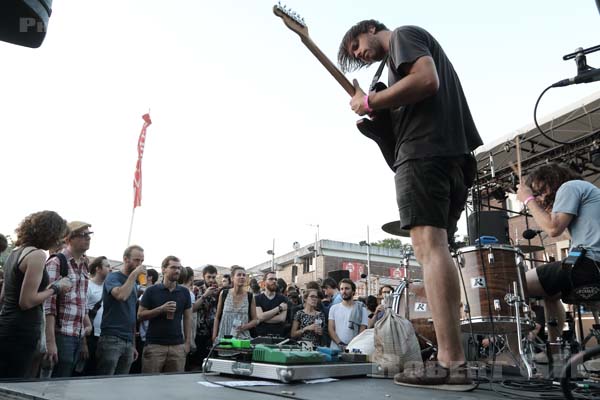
[[467, 211, 509, 244], [328, 269, 350, 284]]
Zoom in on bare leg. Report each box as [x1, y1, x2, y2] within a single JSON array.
[[411, 226, 464, 367], [526, 269, 564, 342]]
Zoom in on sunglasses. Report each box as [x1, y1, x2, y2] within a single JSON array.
[[72, 231, 93, 239]]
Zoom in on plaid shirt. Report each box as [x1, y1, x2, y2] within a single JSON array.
[[43, 248, 89, 337], [196, 285, 218, 337]]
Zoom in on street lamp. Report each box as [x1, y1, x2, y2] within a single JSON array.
[[267, 238, 275, 272], [359, 225, 371, 296]]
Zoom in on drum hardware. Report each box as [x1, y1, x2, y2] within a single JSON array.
[[512, 281, 535, 379]]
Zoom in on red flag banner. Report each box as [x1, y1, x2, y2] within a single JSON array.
[[133, 113, 152, 208]]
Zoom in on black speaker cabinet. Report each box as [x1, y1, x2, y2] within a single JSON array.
[[467, 211, 509, 245], [327, 269, 350, 284]]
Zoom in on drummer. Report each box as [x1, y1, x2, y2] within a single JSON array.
[[517, 163, 600, 343]]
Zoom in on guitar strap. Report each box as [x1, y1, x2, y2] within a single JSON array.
[[369, 55, 389, 91]]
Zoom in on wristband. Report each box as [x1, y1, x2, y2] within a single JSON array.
[[50, 281, 60, 296], [523, 195, 535, 206], [363, 95, 373, 113]]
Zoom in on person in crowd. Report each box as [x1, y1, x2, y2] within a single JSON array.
[[517, 163, 600, 342], [255, 271, 289, 337], [0, 211, 71, 378], [179, 266, 197, 370], [192, 265, 219, 366], [44, 221, 93, 378], [213, 265, 259, 342], [368, 285, 394, 328], [96, 245, 146, 375], [130, 268, 159, 374], [291, 289, 324, 347], [249, 278, 261, 295], [221, 274, 231, 289], [328, 279, 367, 350], [0, 233, 7, 254], [138, 256, 192, 373], [277, 278, 288, 296], [83, 256, 111, 376], [322, 277, 342, 305]]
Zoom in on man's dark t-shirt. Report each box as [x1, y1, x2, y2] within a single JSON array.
[[255, 293, 288, 337], [387, 25, 483, 168], [141, 283, 192, 345], [101, 271, 138, 341]]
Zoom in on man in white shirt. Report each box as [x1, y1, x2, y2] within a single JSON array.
[[328, 279, 367, 350], [83, 256, 110, 375]]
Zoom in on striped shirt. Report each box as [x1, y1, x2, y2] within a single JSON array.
[[43, 249, 89, 337]]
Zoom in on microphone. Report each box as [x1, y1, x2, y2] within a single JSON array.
[[552, 68, 600, 88], [523, 229, 543, 240]]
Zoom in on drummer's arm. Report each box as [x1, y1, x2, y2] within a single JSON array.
[[528, 200, 573, 237]]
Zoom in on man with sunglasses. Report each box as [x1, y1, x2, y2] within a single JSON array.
[[44, 221, 93, 377]]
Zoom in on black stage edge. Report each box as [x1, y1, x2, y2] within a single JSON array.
[[0, 371, 568, 400]]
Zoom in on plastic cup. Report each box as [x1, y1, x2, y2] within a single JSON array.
[[137, 272, 147, 286]]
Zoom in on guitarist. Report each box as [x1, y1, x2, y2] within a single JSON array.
[[338, 21, 482, 390]]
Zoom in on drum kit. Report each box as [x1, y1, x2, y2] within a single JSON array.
[[384, 220, 542, 377]]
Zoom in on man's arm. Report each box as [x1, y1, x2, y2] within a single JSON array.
[[138, 303, 168, 321], [256, 303, 287, 324], [351, 56, 439, 115], [111, 266, 144, 302], [183, 308, 192, 353], [328, 319, 343, 346], [45, 315, 58, 363], [517, 183, 573, 237]]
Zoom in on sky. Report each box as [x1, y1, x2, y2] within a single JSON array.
[[1, 0, 600, 269]]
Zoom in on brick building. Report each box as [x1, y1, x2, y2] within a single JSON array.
[[248, 239, 418, 296]]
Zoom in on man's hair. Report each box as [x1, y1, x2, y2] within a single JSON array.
[[147, 268, 159, 284], [161, 255, 180, 270], [89, 256, 107, 276], [15, 210, 67, 250], [339, 278, 356, 293], [0, 234, 8, 254], [123, 245, 144, 260], [338, 19, 388, 73], [525, 163, 582, 210], [366, 295, 378, 312], [263, 271, 276, 281], [322, 277, 338, 290], [202, 264, 218, 277]]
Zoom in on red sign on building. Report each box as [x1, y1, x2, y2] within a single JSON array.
[[389, 267, 405, 279], [342, 262, 364, 282]]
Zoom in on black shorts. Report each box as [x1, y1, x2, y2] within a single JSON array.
[[394, 154, 476, 242], [537, 257, 600, 297]]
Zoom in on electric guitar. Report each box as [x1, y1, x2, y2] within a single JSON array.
[[273, 3, 396, 170]]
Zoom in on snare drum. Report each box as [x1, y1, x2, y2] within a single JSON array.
[[456, 244, 534, 334]]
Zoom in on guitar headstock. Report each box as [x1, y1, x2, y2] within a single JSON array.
[[273, 2, 308, 40]]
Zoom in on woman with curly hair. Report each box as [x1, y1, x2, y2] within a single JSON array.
[[0, 210, 72, 378]]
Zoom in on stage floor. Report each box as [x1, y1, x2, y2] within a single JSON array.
[[0, 371, 568, 400]]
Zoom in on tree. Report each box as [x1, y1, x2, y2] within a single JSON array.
[[370, 238, 402, 249]]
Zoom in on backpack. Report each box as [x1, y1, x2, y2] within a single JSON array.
[[47, 253, 69, 327], [218, 289, 256, 337]]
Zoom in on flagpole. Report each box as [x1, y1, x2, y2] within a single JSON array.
[[127, 207, 136, 246]]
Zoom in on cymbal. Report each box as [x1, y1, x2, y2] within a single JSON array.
[[382, 220, 411, 237], [516, 245, 545, 253]]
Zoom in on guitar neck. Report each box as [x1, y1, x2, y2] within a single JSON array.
[[300, 36, 355, 97]]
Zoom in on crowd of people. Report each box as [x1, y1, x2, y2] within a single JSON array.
[[0, 214, 392, 379]]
